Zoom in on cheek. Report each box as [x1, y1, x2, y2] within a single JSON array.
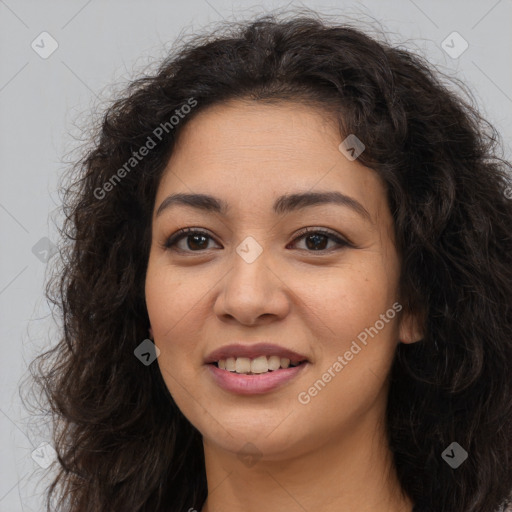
[[305, 259, 398, 337], [145, 270, 195, 405], [305, 260, 400, 390], [145, 260, 196, 335], [144, 258, 214, 377], [145, 262, 193, 370]]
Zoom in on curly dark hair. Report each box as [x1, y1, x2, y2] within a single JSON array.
[[24, 8, 512, 512]]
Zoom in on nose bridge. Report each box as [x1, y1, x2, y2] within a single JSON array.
[[214, 234, 289, 323], [229, 234, 274, 298]]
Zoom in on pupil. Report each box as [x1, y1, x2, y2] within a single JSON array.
[[306, 234, 327, 250], [188, 234, 208, 250]]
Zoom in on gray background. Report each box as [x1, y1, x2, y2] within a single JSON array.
[[1, 0, 511, 510]]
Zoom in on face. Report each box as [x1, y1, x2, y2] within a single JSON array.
[[145, 99, 418, 460]]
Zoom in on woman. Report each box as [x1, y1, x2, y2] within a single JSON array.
[[29, 10, 512, 512]]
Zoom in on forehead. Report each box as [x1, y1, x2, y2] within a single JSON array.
[[173, 99, 342, 162], [155, 100, 387, 222]]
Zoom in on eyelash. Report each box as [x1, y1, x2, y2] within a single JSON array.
[[163, 227, 351, 253]]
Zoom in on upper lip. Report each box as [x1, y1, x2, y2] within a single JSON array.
[[204, 343, 309, 365]]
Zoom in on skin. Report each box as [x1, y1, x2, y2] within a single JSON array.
[[145, 99, 422, 512]]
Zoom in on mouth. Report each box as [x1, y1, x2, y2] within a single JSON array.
[[209, 355, 308, 375], [204, 342, 309, 371], [204, 342, 310, 395]]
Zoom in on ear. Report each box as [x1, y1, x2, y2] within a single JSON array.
[[398, 310, 424, 344]]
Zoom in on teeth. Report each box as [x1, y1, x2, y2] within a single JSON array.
[[225, 357, 236, 372], [251, 356, 268, 373], [216, 355, 299, 374], [268, 355, 281, 371], [235, 357, 251, 374]]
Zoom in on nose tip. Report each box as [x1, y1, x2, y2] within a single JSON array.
[[213, 251, 290, 325]]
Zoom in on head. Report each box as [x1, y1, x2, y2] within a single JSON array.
[[31, 11, 512, 512]]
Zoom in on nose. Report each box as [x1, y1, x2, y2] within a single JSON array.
[[213, 245, 291, 326]]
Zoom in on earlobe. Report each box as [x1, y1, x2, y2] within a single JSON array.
[[398, 310, 424, 344]]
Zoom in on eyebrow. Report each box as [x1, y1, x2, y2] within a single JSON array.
[[155, 191, 372, 222]]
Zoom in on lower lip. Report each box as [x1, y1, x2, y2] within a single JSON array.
[[206, 363, 308, 395]]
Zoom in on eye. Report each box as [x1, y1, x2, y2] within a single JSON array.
[[163, 228, 220, 252], [288, 227, 351, 252], [162, 227, 351, 253]]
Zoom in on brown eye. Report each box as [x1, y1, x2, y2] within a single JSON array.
[[164, 228, 220, 252], [163, 227, 350, 254], [289, 228, 350, 252]]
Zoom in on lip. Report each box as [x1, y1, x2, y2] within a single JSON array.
[[207, 362, 309, 395], [204, 342, 309, 366]]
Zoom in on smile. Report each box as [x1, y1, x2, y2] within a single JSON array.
[[207, 359, 309, 395], [213, 355, 305, 374]]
